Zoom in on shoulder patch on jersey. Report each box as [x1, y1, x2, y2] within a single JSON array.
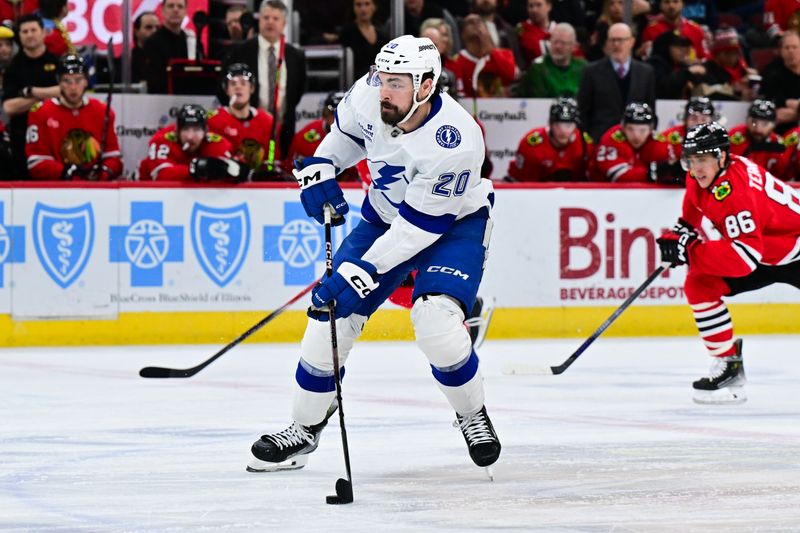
[[165, 131, 177, 142], [611, 130, 625, 143], [206, 132, 223, 142], [30, 101, 43, 113], [207, 109, 218, 118], [303, 128, 322, 143], [667, 131, 683, 145], [730, 131, 746, 145], [435, 125, 461, 149], [711, 180, 732, 201], [782, 131, 799, 147], [653, 132, 666, 142], [582, 132, 593, 144], [526, 131, 543, 146]]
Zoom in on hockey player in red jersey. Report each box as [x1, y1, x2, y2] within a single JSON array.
[[589, 102, 670, 182], [780, 126, 800, 182], [507, 96, 592, 182], [660, 97, 718, 184], [657, 122, 800, 404], [26, 54, 122, 181], [728, 99, 791, 177], [139, 103, 248, 182], [208, 63, 277, 180]]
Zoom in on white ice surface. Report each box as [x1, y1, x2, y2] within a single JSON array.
[[3, 336, 800, 532]]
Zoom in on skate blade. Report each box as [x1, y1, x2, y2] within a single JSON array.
[[484, 466, 494, 482], [246, 454, 309, 472], [692, 386, 747, 405]]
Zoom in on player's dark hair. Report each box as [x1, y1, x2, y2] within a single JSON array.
[[39, 0, 67, 19], [16, 14, 43, 31], [134, 11, 157, 31], [421, 71, 443, 94]]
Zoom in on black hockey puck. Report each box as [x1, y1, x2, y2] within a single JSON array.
[[325, 478, 353, 505]]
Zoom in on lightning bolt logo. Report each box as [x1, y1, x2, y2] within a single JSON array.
[[372, 162, 405, 191]]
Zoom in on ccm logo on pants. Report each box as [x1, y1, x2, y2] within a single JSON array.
[[427, 266, 470, 280]]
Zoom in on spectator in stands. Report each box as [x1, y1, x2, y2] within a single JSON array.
[[447, 14, 517, 98], [514, 22, 585, 97], [729, 98, 792, 176], [762, 30, 800, 132], [589, 102, 670, 182], [516, 0, 556, 65], [142, 0, 195, 93], [132, 11, 159, 83], [340, 0, 388, 79], [285, 91, 360, 181], [764, 0, 800, 41], [225, 6, 250, 42], [2, 14, 60, 179], [208, 63, 277, 180], [646, 29, 698, 98], [578, 23, 656, 142], [695, 27, 759, 101], [587, 0, 650, 61], [0, 0, 37, 27], [223, 0, 306, 157], [26, 54, 122, 181], [404, 0, 459, 52], [0, 25, 14, 90], [294, 0, 347, 44], [507, 96, 592, 181], [420, 17, 455, 56], [420, 22, 457, 95], [640, 0, 708, 61], [473, 0, 524, 69], [39, 0, 74, 57], [140, 103, 248, 182], [682, 0, 718, 31]]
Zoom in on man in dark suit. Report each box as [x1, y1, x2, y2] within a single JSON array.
[[577, 22, 656, 142], [223, 0, 306, 158]]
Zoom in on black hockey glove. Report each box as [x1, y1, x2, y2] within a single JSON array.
[[190, 157, 250, 183], [60, 164, 90, 181], [657, 224, 699, 266]]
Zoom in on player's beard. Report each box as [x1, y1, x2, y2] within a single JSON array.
[[380, 101, 410, 126]]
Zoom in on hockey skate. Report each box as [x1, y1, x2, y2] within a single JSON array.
[[692, 339, 747, 405], [465, 296, 495, 349], [455, 406, 501, 479], [247, 418, 328, 472]]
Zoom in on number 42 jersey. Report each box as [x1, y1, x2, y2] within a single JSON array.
[[313, 73, 493, 273], [682, 154, 800, 278]]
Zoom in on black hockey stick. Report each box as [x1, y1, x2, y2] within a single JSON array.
[[322, 205, 354, 505], [91, 37, 114, 181], [139, 278, 318, 378], [505, 264, 667, 376]]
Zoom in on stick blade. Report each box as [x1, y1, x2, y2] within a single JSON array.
[[325, 478, 353, 505], [139, 366, 191, 378]]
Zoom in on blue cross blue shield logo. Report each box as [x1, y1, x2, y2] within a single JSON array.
[[264, 201, 361, 285], [0, 201, 24, 288], [110, 202, 183, 287], [33, 202, 94, 289], [191, 202, 250, 287]]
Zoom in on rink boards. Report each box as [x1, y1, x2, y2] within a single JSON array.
[[0, 182, 797, 345]]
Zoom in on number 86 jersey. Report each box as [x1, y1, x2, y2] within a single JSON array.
[[682, 154, 800, 278]]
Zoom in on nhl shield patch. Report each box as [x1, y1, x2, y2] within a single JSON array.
[[191, 203, 250, 287], [33, 202, 94, 288]]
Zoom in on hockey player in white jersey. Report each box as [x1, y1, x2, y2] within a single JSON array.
[[248, 35, 500, 474]]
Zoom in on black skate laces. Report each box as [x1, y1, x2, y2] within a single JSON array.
[[265, 422, 315, 449], [455, 411, 494, 444]]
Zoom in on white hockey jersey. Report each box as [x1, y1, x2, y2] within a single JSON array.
[[315, 73, 494, 274]]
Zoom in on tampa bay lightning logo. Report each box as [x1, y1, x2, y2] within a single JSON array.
[[191, 203, 250, 287], [435, 125, 461, 149], [33, 202, 94, 288], [125, 219, 169, 268]]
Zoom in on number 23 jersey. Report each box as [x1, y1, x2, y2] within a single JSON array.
[[682, 154, 800, 278]]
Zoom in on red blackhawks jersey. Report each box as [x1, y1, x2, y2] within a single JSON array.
[[781, 127, 800, 182], [26, 97, 122, 180], [728, 124, 791, 178], [641, 16, 708, 59], [207, 106, 274, 170], [516, 20, 555, 64], [764, 0, 800, 36], [445, 49, 517, 97], [139, 125, 233, 181], [682, 154, 800, 278], [589, 125, 669, 182], [661, 124, 687, 161], [507, 126, 592, 181], [285, 119, 360, 181]]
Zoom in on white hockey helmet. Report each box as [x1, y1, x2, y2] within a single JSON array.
[[374, 35, 441, 125]]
